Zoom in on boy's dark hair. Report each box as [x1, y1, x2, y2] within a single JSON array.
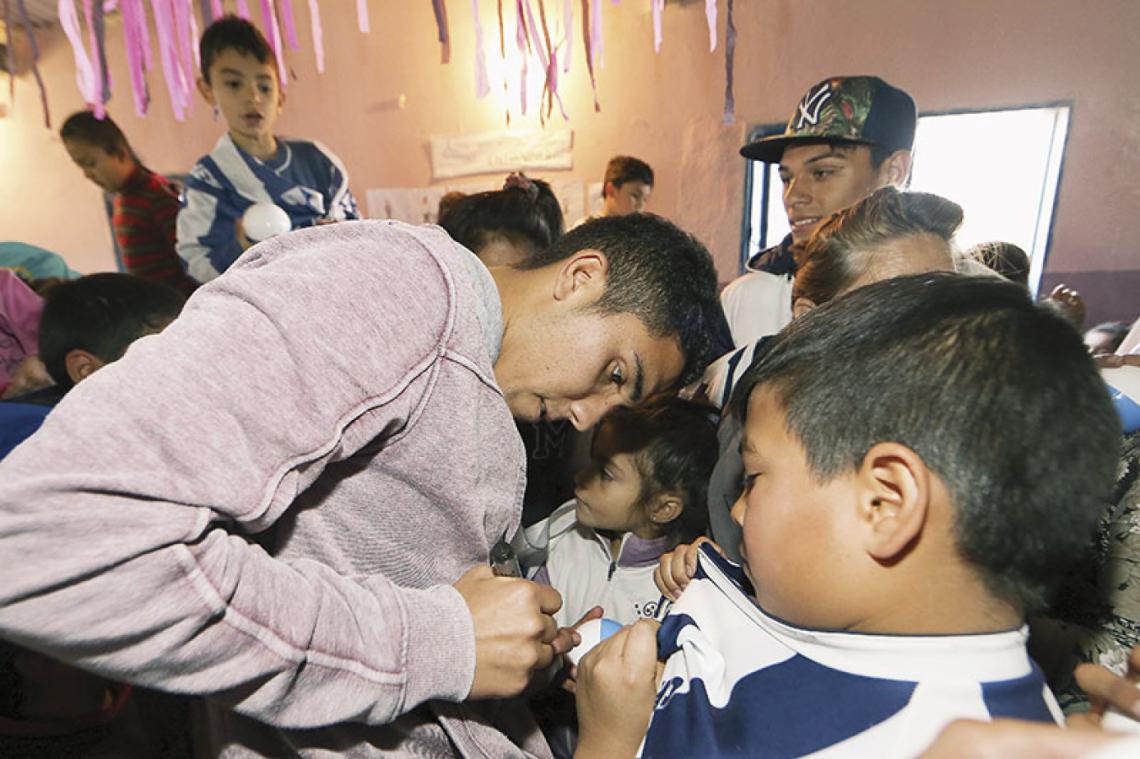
[[522, 213, 728, 388], [730, 272, 1120, 614], [439, 175, 564, 260], [199, 15, 275, 82], [600, 396, 718, 544], [793, 187, 962, 306], [966, 241, 1030, 287], [603, 156, 654, 196], [59, 110, 133, 161], [39, 274, 186, 390]]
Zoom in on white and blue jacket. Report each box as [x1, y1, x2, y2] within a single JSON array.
[[177, 134, 359, 283], [642, 545, 1062, 758]]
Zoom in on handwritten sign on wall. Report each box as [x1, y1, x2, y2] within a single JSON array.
[[430, 129, 574, 180]]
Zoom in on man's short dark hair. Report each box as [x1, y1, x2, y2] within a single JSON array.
[[199, 15, 276, 82], [600, 396, 719, 544], [39, 274, 186, 390], [731, 272, 1120, 613], [604, 156, 655, 195], [523, 213, 727, 388]]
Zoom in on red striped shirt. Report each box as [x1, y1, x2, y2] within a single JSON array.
[[112, 167, 198, 294]]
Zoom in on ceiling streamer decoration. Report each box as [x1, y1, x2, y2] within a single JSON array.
[[15, 0, 51, 126], [30, 1, 738, 128]]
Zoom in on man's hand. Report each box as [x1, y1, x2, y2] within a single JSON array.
[[575, 619, 661, 758], [1071, 645, 1140, 729], [654, 538, 722, 600], [2, 355, 51, 399], [454, 565, 563, 699]]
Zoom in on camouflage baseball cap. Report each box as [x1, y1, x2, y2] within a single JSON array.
[[740, 76, 917, 163]]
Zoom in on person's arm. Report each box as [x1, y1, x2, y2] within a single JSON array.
[[176, 177, 245, 283], [0, 227, 542, 728]]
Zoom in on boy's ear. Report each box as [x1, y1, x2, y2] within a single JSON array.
[[855, 442, 929, 563], [196, 77, 216, 107], [602, 181, 616, 200], [792, 296, 817, 319], [552, 250, 608, 303], [648, 492, 683, 527], [65, 349, 106, 385]]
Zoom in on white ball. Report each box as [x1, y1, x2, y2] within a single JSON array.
[[241, 203, 292, 242], [566, 618, 623, 667]]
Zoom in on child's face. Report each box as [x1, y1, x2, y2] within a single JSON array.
[[64, 139, 134, 193], [731, 386, 865, 628], [199, 48, 283, 145], [604, 181, 652, 216], [574, 423, 650, 535]]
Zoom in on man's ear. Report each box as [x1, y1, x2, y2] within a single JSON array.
[[648, 492, 683, 527], [792, 296, 817, 319], [603, 181, 616, 200], [552, 250, 609, 303], [196, 77, 215, 106], [881, 150, 913, 188], [855, 441, 929, 563], [65, 349, 106, 385]]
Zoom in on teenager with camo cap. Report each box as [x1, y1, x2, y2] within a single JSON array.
[[723, 75, 917, 348]]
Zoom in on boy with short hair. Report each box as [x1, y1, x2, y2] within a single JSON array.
[[178, 15, 358, 283], [571, 156, 655, 229], [0, 273, 185, 459], [575, 272, 1121, 757]]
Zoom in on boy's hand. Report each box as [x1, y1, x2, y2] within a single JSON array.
[[453, 566, 564, 699], [1070, 644, 1140, 729], [558, 605, 605, 694], [575, 619, 662, 759], [920, 719, 1121, 758], [654, 538, 723, 600]]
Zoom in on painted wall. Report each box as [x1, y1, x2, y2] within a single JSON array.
[[1, 0, 1136, 324]]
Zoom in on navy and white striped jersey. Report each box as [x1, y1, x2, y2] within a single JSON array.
[[641, 545, 1061, 758]]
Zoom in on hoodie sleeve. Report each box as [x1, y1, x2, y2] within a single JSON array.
[[0, 222, 479, 729]]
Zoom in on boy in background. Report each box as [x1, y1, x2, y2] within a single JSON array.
[[0, 273, 184, 459], [571, 156, 654, 228], [178, 16, 358, 283], [60, 111, 198, 294], [575, 273, 1120, 757]]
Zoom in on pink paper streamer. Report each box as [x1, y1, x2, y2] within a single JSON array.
[[590, 0, 602, 68], [561, 0, 571, 72], [82, 0, 105, 116], [235, 0, 250, 19], [210, 0, 221, 17], [173, 0, 197, 111], [16, 0, 52, 127], [150, 0, 191, 120], [705, 0, 716, 51], [189, 5, 200, 68], [522, 0, 565, 120], [4, 0, 15, 101], [120, 0, 151, 115], [356, 0, 369, 33], [580, 0, 599, 111], [515, 0, 527, 115], [471, 0, 490, 98], [651, 0, 662, 53], [278, 0, 298, 49], [259, 0, 288, 85], [307, 0, 324, 72], [58, 0, 99, 107]]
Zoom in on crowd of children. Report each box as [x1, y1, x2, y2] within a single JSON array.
[[0, 11, 1139, 759]]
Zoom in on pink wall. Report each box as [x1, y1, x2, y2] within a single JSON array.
[[1, 0, 1136, 320]]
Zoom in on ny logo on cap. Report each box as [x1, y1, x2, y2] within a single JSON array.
[[795, 82, 833, 130]]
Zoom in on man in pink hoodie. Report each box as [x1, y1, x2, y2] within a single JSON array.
[[0, 214, 724, 757]]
